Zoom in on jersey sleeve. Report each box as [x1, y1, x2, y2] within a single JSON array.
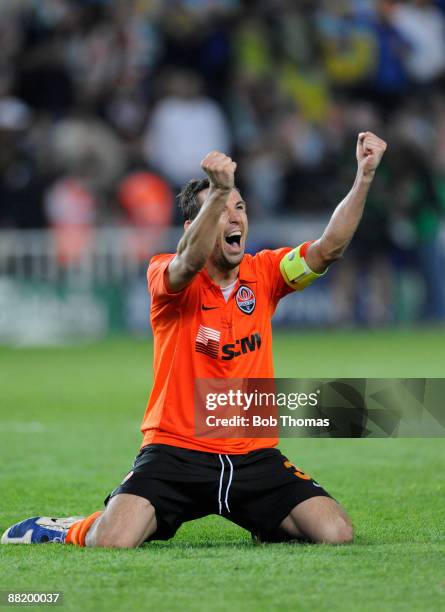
[[147, 253, 190, 312]]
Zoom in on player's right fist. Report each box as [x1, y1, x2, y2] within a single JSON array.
[[201, 151, 237, 191], [356, 131, 387, 176]]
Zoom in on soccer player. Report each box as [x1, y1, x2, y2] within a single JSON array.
[[2, 132, 387, 547]]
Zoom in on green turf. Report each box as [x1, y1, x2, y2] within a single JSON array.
[[0, 330, 444, 612]]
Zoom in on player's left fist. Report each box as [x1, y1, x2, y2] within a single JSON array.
[[356, 132, 387, 177]]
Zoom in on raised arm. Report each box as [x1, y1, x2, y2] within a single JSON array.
[[168, 151, 237, 292], [305, 132, 387, 273]]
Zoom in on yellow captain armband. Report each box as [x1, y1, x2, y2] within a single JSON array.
[[279, 243, 326, 291]]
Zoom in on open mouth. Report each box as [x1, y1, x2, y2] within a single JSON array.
[[224, 231, 242, 253]]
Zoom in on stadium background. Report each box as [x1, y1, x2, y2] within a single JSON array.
[[1, 2, 444, 612], [1, 0, 445, 340]]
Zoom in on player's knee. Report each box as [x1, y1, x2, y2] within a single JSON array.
[[331, 519, 354, 544], [334, 519, 354, 544], [320, 517, 354, 545]]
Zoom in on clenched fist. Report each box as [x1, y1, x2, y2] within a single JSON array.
[[356, 132, 387, 177], [201, 151, 237, 191]]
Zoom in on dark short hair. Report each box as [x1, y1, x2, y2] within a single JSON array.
[[178, 179, 241, 222], [177, 178, 210, 222]]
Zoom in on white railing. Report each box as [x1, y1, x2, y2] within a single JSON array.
[[0, 219, 327, 285], [1, 222, 444, 344]]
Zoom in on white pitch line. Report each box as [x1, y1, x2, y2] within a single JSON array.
[[0, 421, 48, 433]]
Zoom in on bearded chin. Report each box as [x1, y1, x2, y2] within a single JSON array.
[[210, 248, 242, 271]]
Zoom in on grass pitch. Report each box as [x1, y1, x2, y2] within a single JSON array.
[[0, 330, 444, 612]]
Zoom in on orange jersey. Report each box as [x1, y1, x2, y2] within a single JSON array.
[[141, 247, 300, 454]]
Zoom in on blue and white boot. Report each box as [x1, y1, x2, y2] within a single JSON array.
[[1, 516, 84, 544]]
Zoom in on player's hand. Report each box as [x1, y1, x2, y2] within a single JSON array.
[[356, 132, 387, 177], [201, 151, 237, 191]]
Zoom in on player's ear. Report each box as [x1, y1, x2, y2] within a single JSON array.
[[184, 220, 192, 231]]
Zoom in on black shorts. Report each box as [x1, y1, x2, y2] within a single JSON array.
[[104, 444, 331, 542]]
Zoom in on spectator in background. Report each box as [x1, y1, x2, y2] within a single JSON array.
[[118, 171, 173, 227], [433, 96, 445, 202], [228, 74, 288, 216], [44, 110, 125, 264], [391, 0, 445, 89], [436, 0, 445, 15], [65, 0, 160, 112], [16, 12, 74, 116], [50, 114, 125, 201], [0, 9, 23, 67], [104, 82, 149, 160], [158, 1, 234, 100], [386, 144, 445, 321], [117, 169, 174, 260], [0, 97, 48, 228], [143, 70, 230, 192], [44, 175, 96, 266], [360, 0, 411, 113], [316, 1, 375, 93], [232, 13, 273, 80], [276, 103, 328, 213]]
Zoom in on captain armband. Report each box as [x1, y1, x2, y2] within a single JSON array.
[[279, 243, 326, 291]]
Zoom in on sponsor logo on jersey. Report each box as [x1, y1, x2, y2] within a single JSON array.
[[222, 332, 261, 361], [195, 325, 221, 359], [235, 285, 256, 315]]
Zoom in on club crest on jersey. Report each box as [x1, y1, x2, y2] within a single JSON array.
[[235, 285, 256, 315]]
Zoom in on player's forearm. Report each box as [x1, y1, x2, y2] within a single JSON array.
[[176, 187, 231, 273], [318, 169, 374, 263], [168, 151, 237, 292], [299, 132, 386, 273]]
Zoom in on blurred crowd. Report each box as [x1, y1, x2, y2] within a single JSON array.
[[1, 0, 445, 320]]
